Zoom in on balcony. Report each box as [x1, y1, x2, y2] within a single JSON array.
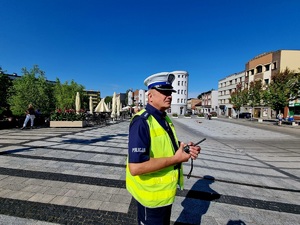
[[254, 72, 264, 80]]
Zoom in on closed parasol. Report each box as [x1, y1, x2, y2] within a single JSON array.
[[75, 92, 81, 113]]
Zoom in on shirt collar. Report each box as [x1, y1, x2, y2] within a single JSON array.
[[145, 104, 166, 119]]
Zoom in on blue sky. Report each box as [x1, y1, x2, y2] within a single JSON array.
[[1, 0, 299, 98]]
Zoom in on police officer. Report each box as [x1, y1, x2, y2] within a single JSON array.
[[126, 72, 201, 225]]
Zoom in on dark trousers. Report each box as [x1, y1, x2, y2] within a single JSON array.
[[137, 201, 172, 225]]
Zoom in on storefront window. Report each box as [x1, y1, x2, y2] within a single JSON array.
[[294, 106, 300, 115]]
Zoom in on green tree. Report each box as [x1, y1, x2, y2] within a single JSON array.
[[0, 68, 13, 109], [248, 80, 263, 108], [104, 96, 112, 105], [8, 65, 54, 116], [262, 68, 300, 113], [53, 78, 85, 110], [230, 83, 248, 116]]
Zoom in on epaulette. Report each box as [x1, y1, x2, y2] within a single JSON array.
[[131, 110, 150, 124], [140, 110, 150, 120]]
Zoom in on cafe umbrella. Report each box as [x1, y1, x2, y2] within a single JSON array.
[[75, 92, 81, 113]]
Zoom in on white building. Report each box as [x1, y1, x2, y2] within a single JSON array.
[[218, 71, 245, 117], [138, 89, 146, 108], [128, 91, 133, 105], [170, 70, 189, 115]]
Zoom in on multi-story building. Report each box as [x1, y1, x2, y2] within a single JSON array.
[[218, 71, 245, 117], [245, 49, 300, 119], [129, 89, 146, 108], [85, 90, 100, 108], [170, 70, 189, 115], [199, 90, 218, 114], [187, 98, 202, 115], [127, 90, 133, 106]]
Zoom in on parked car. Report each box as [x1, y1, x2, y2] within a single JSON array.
[[236, 112, 252, 118]]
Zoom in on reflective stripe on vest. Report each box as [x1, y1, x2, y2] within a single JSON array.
[[126, 109, 184, 208]]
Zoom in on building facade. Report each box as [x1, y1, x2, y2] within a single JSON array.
[[245, 50, 300, 119], [187, 98, 202, 115], [218, 71, 245, 118], [85, 90, 101, 109], [170, 71, 189, 115], [199, 90, 218, 114]]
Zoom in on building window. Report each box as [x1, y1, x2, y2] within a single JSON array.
[[272, 62, 277, 70], [178, 81, 180, 86], [181, 90, 183, 94], [177, 90, 180, 94], [264, 79, 269, 85], [265, 64, 270, 71], [177, 98, 179, 103], [178, 75, 180, 78], [256, 65, 262, 73], [181, 81, 184, 86]]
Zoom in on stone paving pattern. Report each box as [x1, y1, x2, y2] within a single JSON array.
[[0, 117, 299, 224]]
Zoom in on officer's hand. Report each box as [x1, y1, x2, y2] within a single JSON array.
[[187, 142, 201, 160], [174, 142, 191, 163]]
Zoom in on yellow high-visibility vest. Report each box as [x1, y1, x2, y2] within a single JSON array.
[[126, 109, 184, 208]]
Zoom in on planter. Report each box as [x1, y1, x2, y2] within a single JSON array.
[[50, 121, 87, 128]]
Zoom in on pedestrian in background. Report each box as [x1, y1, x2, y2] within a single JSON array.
[[126, 72, 201, 225], [21, 104, 35, 129], [277, 112, 283, 126]]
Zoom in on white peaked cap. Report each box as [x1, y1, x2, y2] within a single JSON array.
[[144, 72, 176, 92]]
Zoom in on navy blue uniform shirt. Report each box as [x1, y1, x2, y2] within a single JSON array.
[[128, 104, 178, 163]]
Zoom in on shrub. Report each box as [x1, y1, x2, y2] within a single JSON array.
[[50, 109, 86, 121], [172, 113, 178, 117], [197, 113, 204, 117], [210, 112, 217, 117]]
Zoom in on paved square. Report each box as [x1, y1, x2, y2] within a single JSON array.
[[0, 118, 299, 224]]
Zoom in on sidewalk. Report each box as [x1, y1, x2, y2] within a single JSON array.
[[0, 118, 299, 224], [0, 122, 133, 224], [215, 116, 300, 137]]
